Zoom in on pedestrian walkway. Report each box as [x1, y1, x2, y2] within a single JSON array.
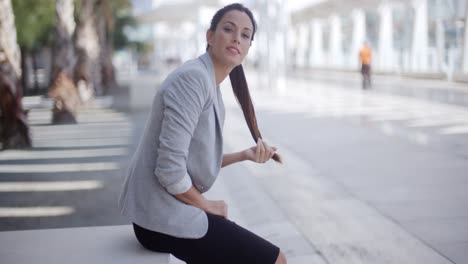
[[291, 68, 468, 94], [217, 80, 457, 264], [1, 94, 329, 263], [204, 146, 327, 264], [0, 96, 132, 228], [1, 71, 466, 263], [246, 73, 468, 159]]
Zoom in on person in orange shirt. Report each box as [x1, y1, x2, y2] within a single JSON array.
[[359, 42, 372, 89]]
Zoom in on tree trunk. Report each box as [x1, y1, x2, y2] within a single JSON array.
[[51, 0, 76, 80], [97, 0, 117, 95], [0, 0, 31, 149], [74, 0, 101, 98], [31, 49, 39, 92], [100, 41, 117, 95], [48, 0, 79, 124], [20, 47, 29, 94]]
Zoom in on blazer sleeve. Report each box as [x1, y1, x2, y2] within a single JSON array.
[[154, 69, 211, 195]]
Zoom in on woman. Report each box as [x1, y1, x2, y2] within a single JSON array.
[[119, 3, 286, 264]]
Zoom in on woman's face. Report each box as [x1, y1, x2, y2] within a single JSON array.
[[207, 10, 254, 68]]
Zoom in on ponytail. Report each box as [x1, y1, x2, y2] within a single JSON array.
[[229, 65, 282, 163]]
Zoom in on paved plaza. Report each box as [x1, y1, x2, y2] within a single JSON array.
[[0, 71, 467, 263]]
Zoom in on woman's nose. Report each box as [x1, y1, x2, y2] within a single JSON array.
[[232, 35, 240, 44]]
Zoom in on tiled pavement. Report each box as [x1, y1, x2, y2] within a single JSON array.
[[2, 71, 467, 263]]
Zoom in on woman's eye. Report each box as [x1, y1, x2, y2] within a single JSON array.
[[242, 34, 250, 39], [223, 27, 233, 32]]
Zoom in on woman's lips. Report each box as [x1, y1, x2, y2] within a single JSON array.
[[227, 46, 240, 55]]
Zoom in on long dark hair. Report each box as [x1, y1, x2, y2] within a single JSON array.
[[208, 3, 281, 163]]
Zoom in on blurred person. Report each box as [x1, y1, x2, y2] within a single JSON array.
[[48, 71, 80, 124], [359, 42, 372, 89], [118, 3, 286, 264]]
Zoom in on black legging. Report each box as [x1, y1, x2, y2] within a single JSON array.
[[133, 213, 279, 264]]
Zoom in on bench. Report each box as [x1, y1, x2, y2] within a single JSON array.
[[0, 225, 171, 264]]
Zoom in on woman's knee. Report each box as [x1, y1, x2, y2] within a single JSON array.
[[275, 250, 287, 264]]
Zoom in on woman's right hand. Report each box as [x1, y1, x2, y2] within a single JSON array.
[[244, 138, 277, 163], [174, 186, 228, 218], [202, 200, 228, 219]]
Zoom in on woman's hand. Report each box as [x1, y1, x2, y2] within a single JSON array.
[[202, 200, 228, 219], [243, 138, 277, 163], [175, 186, 227, 218]]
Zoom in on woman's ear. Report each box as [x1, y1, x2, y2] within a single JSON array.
[[206, 30, 214, 47]]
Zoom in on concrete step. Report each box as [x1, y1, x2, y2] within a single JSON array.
[[0, 225, 170, 264]]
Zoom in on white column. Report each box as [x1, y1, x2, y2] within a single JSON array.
[[152, 23, 163, 70], [256, 0, 288, 92], [197, 7, 214, 55], [463, 3, 468, 73], [329, 14, 344, 67], [378, 2, 394, 72], [273, 0, 288, 93], [309, 19, 324, 67], [435, 19, 446, 72], [296, 23, 309, 67], [286, 24, 297, 68], [351, 9, 366, 69], [411, 0, 429, 71]]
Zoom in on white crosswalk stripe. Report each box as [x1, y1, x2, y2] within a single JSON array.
[[0, 207, 75, 217], [0, 102, 133, 218], [33, 138, 130, 148], [0, 181, 103, 192], [0, 148, 128, 160]]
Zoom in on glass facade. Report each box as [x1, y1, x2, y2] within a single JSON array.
[[286, 0, 467, 77], [134, 0, 468, 79]]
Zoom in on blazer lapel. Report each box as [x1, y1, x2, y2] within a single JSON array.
[[199, 53, 223, 133]]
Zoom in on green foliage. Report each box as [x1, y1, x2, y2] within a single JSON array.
[[110, 0, 150, 53], [12, 0, 55, 51], [12, 0, 137, 52], [109, 0, 131, 11], [131, 40, 153, 54], [113, 10, 137, 50]]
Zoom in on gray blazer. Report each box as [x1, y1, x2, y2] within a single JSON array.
[[118, 53, 225, 238]]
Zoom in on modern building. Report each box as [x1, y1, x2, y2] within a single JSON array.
[[131, 0, 468, 83]]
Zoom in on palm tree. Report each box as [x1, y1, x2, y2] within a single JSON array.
[[48, 0, 80, 124], [0, 0, 31, 149], [74, 0, 101, 98], [12, 0, 55, 96], [97, 0, 118, 94]]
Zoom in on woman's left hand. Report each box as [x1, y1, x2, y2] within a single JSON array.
[[243, 138, 277, 163]]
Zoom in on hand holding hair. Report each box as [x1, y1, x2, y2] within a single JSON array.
[[262, 139, 282, 163], [255, 138, 275, 163], [229, 65, 282, 164], [244, 138, 281, 164]]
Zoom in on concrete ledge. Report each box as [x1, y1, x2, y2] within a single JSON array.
[[400, 71, 446, 80], [0, 225, 170, 264], [453, 73, 468, 83], [117, 73, 163, 111], [304, 67, 397, 75]]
